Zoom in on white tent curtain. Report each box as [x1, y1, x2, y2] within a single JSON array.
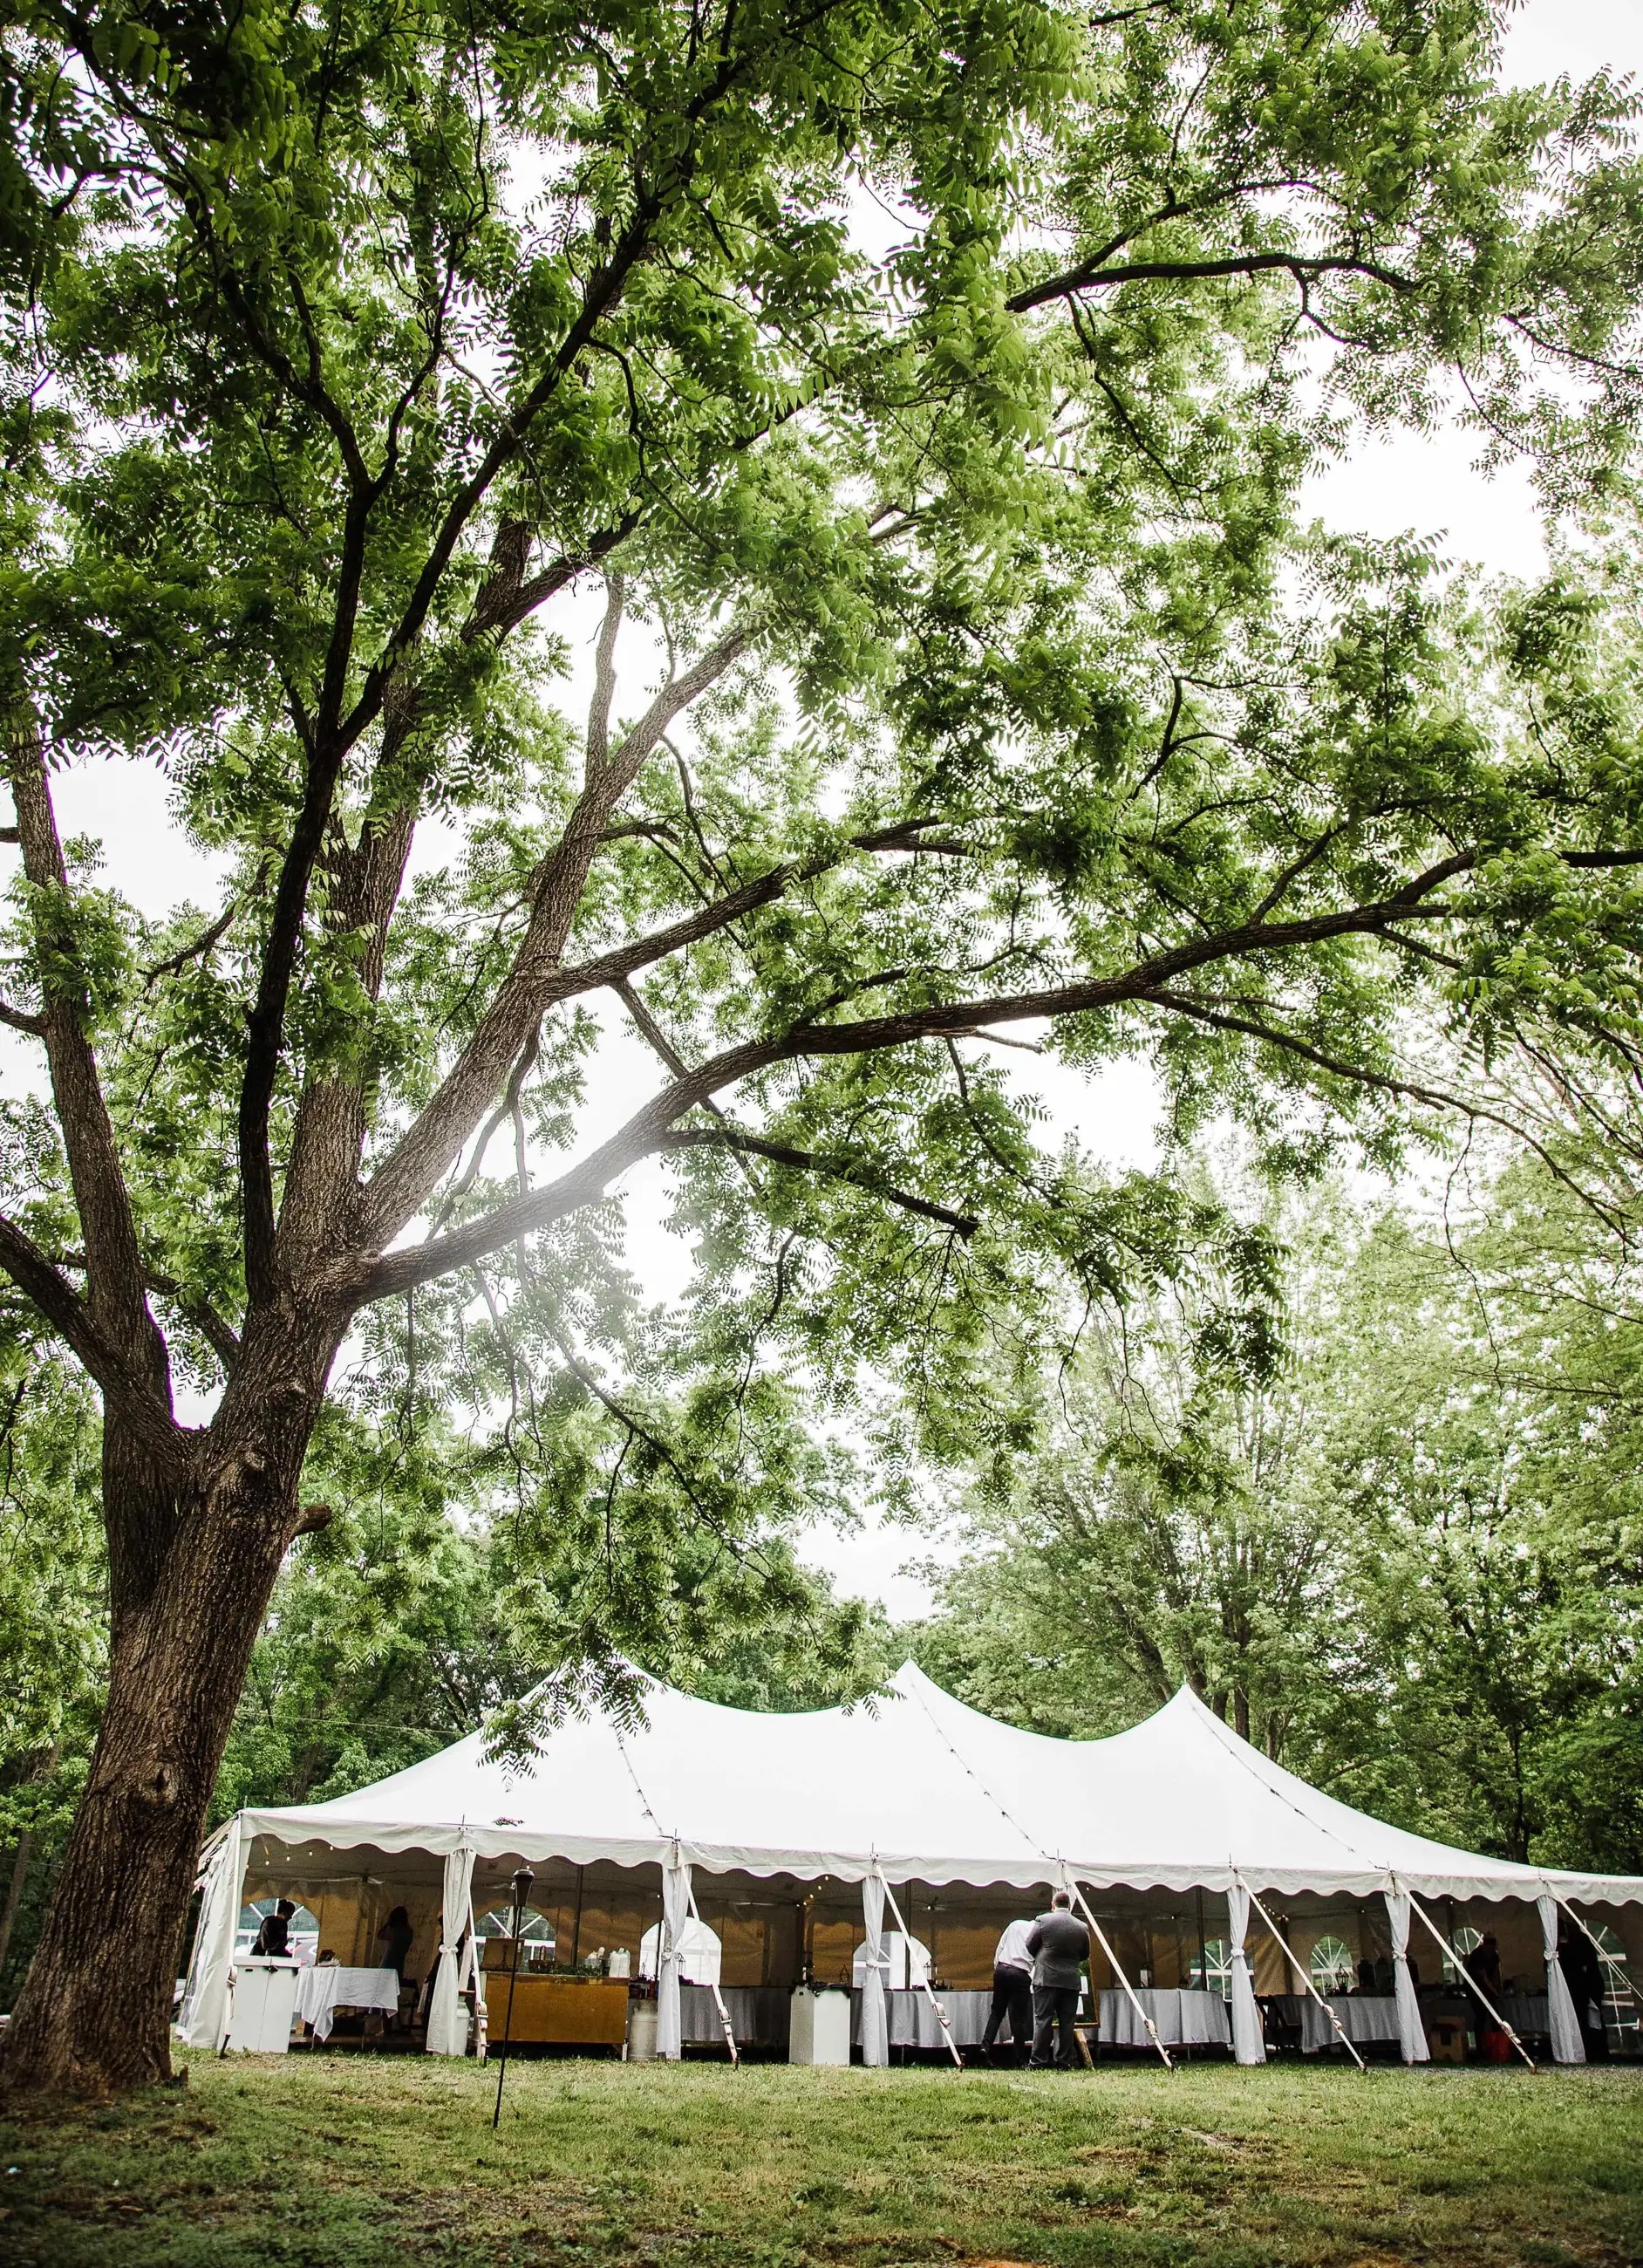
[[1383, 1887, 1430, 2065], [425, 1845, 477, 2056], [175, 1819, 248, 2048], [859, 1870, 889, 2068], [1224, 1882, 1265, 2066], [656, 1849, 690, 2060], [1539, 1895, 1587, 2066]]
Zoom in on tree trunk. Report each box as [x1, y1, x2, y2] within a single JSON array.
[[0, 1432, 293, 2096]]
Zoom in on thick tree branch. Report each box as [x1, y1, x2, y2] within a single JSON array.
[[1141, 985, 1619, 1224], [335, 214, 665, 759], [1007, 249, 1416, 316], [357, 857, 1483, 1298], [0, 1213, 181, 1459], [586, 576, 627, 772], [358, 622, 754, 1243], [661, 1124, 978, 1234], [3, 700, 171, 1408]]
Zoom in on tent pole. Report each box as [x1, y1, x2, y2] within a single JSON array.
[[684, 1875, 739, 2067], [879, 1876, 962, 2068], [1406, 1892, 1535, 2071], [1067, 1876, 1173, 2072], [1237, 1878, 1367, 2072]]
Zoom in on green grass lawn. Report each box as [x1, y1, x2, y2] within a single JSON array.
[[1, 2053, 1638, 2268]]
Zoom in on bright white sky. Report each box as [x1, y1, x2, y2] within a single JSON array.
[[18, 0, 1642, 1615]]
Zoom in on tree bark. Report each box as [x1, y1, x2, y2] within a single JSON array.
[[0, 1428, 296, 2095]]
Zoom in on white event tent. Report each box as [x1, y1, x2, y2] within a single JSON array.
[[179, 1662, 1643, 2069]]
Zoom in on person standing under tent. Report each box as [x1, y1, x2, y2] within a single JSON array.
[[250, 1899, 296, 1958], [1558, 1924, 1609, 2061], [980, 1915, 1035, 2064], [1026, 1889, 1090, 2070]]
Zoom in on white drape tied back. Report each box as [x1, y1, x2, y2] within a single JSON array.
[[657, 1848, 690, 2060], [1224, 1882, 1265, 2066], [1539, 1895, 1587, 2066], [1383, 1887, 1430, 2065], [426, 1845, 478, 2056], [860, 1869, 890, 2068], [175, 1817, 249, 2048]]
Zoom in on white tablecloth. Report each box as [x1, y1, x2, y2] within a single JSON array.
[[678, 1986, 790, 2048], [849, 1988, 993, 2049], [1301, 1994, 1400, 2051], [1100, 1989, 1230, 2049], [294, 1964, 402, 2042], [1499, 1994, 1551, 2037]]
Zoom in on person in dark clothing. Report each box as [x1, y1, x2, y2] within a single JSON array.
[[1463, 1931, 1505, 2051], [1026, 1889, 1089, 2069], [980, 1916, 1035, 2063], [250, 1899, 296, 1957], [1464, 1933, 1502, 1997], [378, 1905, 414, 1981], [1558, 1927, 1610, 2061]]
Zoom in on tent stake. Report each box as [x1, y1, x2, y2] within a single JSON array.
[[684, 1875, 739, 2066], [1407, 1893, 1535, 2070], [1238, 1879, 1367, 2072], [1067, 1877, 1173, 2072], [879, 1877, 963, 2067]]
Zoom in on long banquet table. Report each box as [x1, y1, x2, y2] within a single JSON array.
[[678, 1985, 791, 2049], [294, 1964, 401, 2042], [1300, 1994, 1400, 2052], [1099, 1987, 1230, 2050], [677, 1984, 996, 2053], [854, 1987, 993, 2049]]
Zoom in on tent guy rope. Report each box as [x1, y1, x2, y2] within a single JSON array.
[[1066, 1877, 1173, 2071], [1238, 1877, 1367, 2073], [1408, 1894, 1535, 2071], [878, 1876, 963, 2068]]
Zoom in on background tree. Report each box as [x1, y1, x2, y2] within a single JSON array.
[[1, 0, 1642, 2094], [0, 1308, 105, 2003], [917, 1143, 1643, 1875], [913, 1174, 1362, 1757]]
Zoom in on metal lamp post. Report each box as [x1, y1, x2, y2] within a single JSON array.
[[491, 1864, 535, 2129]]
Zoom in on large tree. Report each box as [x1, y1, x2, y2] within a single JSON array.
[[2, 0, 1643, 2093]]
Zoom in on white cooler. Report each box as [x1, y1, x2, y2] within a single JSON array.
[[225, 1957, 300, 2053], [788, 1985, 851, 2066]]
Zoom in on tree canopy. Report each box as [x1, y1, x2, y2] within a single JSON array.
[[4, 0, 1643, 2088]]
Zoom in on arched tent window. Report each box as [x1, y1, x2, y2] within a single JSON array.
[[639, 1916, 721, 1986], [1440, 1924, 1483, 1987], [1190, 1938, 1232, 1999], [851, 1931, 931, 1991], [475, 1905, 556, 1947], [235, 1898, 319, 1960], [1308, 1936, 1353, 1995]]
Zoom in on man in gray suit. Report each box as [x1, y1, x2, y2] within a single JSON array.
[[1026, 1889, 1090, 2068]]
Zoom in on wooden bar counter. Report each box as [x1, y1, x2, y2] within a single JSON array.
[[485, 1971, 631, 2047]]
